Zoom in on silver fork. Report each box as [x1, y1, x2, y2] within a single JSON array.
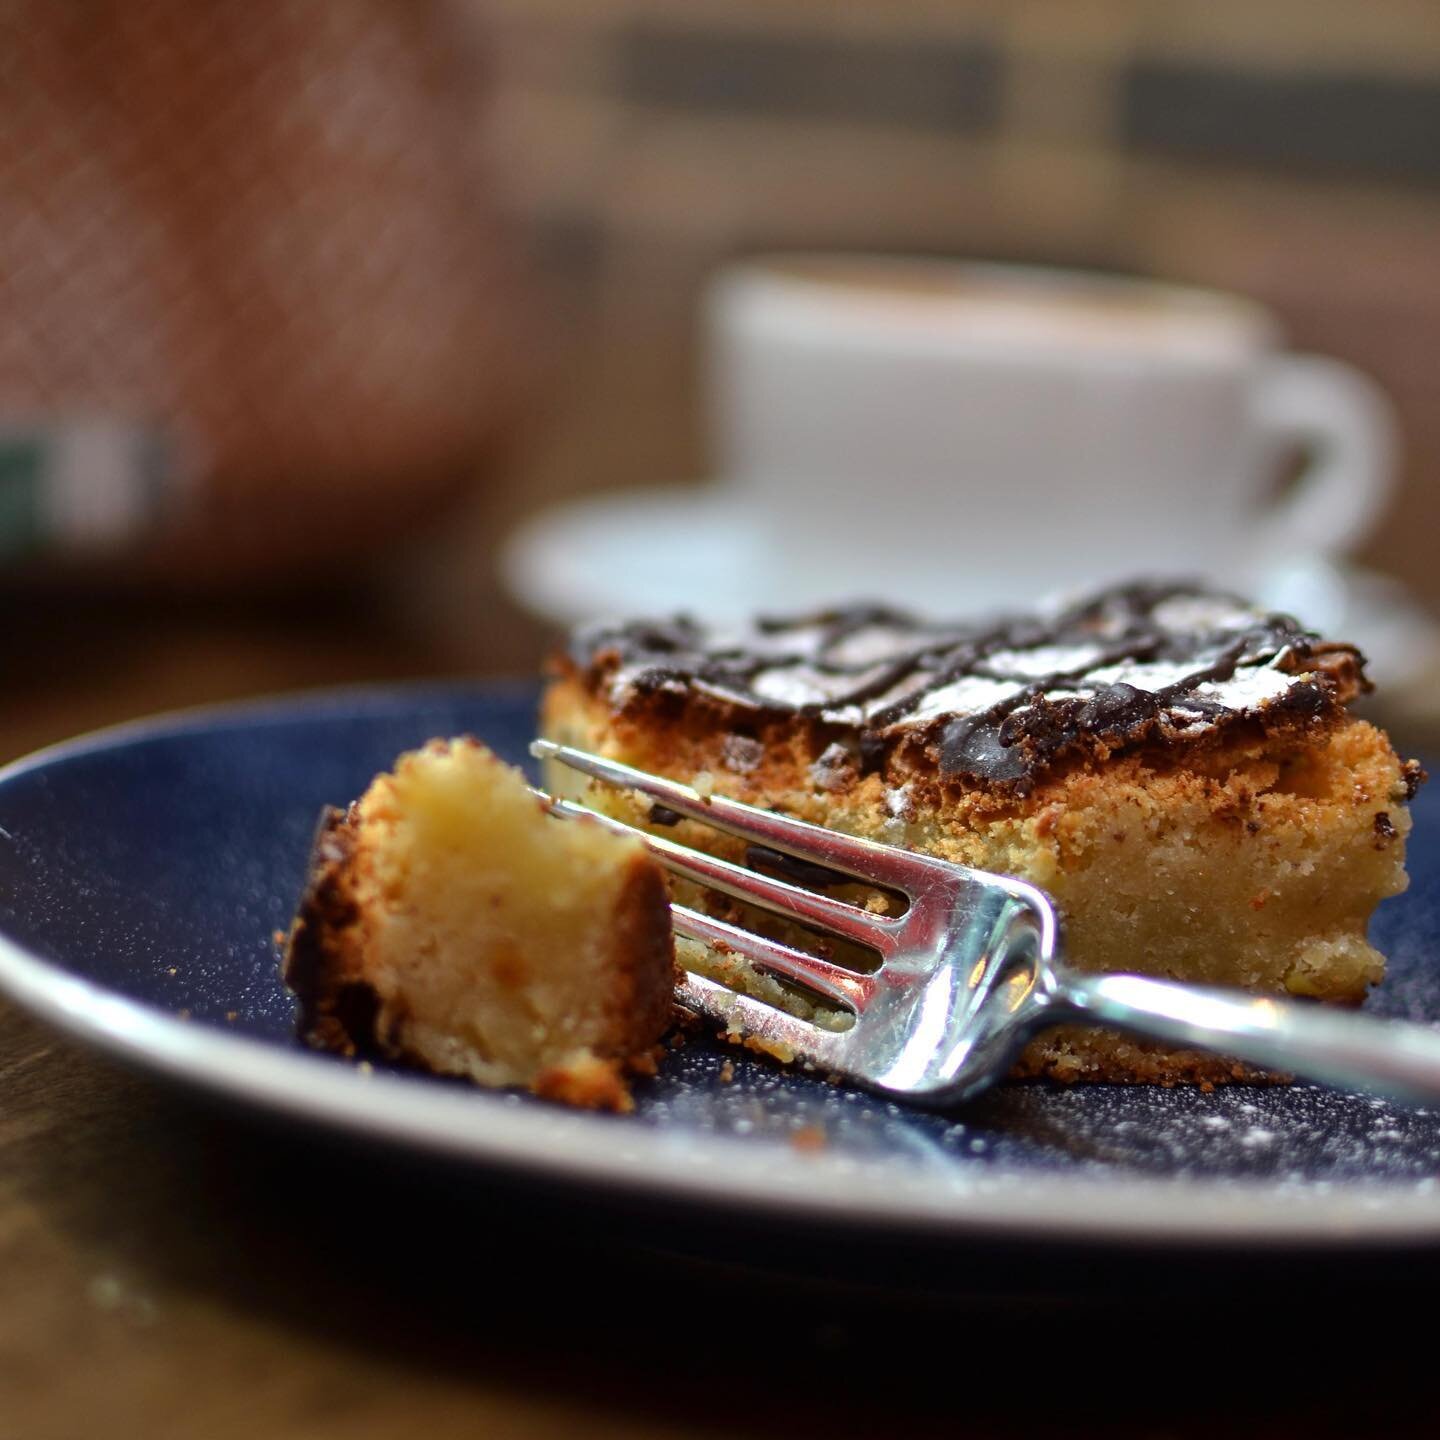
[[533, 739, 1440, 1107]]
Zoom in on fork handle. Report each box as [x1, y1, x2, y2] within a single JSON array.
[[1054, 971, 1440, 1104]]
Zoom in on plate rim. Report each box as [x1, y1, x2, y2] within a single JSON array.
[[2, 683, 1439, 1250]]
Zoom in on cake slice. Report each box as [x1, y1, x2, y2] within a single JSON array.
[[542, 581, 1424, 1085], [283, 738, 678, 1110]]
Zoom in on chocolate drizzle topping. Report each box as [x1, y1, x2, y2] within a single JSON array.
[[573, 582, 1365, 788]]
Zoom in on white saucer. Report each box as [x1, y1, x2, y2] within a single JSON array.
[[500, 485, 773, 625], [502, 485, 1440, 693]]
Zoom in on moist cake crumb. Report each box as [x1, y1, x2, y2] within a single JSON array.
[[283, 737, 678, 1110]]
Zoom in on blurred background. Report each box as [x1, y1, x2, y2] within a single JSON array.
[[5, 15, 1440, 1432], [4, 0, 1440, 758]]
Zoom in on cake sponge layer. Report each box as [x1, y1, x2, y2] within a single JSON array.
[[542, 671, 1417, 1085]]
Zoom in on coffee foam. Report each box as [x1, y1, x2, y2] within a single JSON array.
[[751, 258, 1273, 357]]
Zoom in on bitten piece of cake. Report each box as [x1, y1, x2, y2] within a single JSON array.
[[283, 738, 678, 1111]]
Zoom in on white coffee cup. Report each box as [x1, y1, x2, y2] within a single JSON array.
[[705, 255, 1396, 614]]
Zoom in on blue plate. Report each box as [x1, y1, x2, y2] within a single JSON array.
[[1, 682, 1438, 1247]]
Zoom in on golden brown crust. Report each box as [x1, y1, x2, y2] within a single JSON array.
[[533, 1055, 633, 1112], [543, 670, 1408, 844], [603, 855, 684, 1059], [283, 805, 379, 1058]]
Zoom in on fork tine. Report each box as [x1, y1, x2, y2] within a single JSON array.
[[672, 903, 876, 1012], [677, 972, 853, 1076], [532, 739, 939, 891], [540, 792, 898, 955]]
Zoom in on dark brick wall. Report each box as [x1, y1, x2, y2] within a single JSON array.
[[617, 24, 1002, 131], [1124, 62, 1440, 182]]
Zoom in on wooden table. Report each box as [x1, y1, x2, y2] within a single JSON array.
[[4, 583, 1438, 1438]]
